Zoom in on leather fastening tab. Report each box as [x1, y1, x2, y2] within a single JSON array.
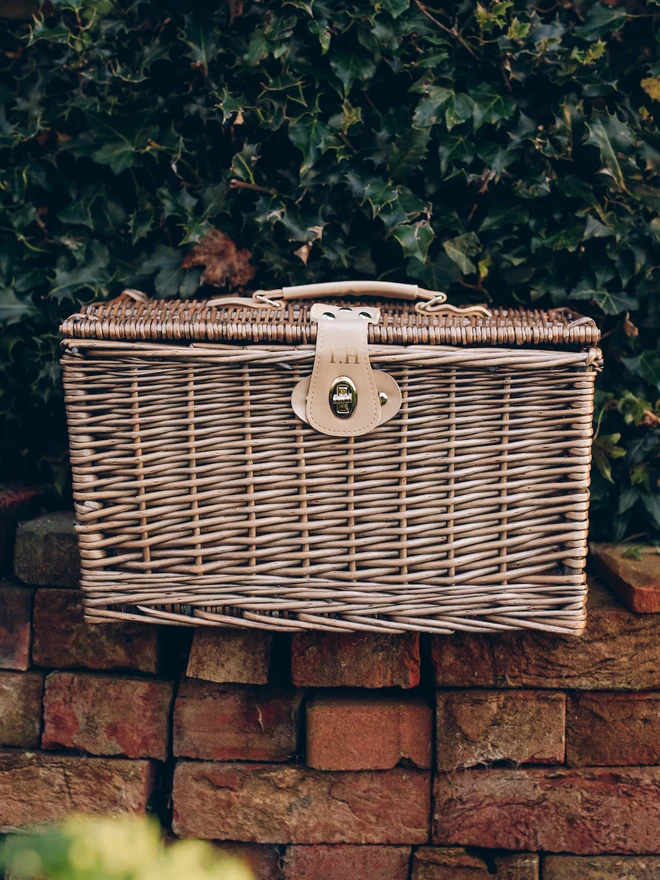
[[304, 305, 385, 437]]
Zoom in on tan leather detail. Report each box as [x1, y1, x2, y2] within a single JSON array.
[[291, 370, 402, 429], [290, 304, 402, 437], [306, 304, 380, 436], [278, 281, 423, 301], [208, 282, 492, 318], [371, 371, 402, 424]]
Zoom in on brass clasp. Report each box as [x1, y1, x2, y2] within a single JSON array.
[[329, 376, 357, 419]]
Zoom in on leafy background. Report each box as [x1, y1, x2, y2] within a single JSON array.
[[1, 0, 660, 541]]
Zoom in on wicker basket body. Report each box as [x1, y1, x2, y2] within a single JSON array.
[[60, 288, 601, 635]]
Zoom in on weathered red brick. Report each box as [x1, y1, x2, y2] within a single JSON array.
[[42, 671, 173, 759], [0, 486, 42, 575], [543, 855, 660, 879], [187, 628, 273, 685], [0, 752, 155, 830], [567, 692, 660, 767], [215, 843, 282, 880], [292, 632, 420, 689], [411, 849, 539, 880], [432, 631, 496, 687], [0, 584, 33, 670], [284, 845, 411, 879], [32, 588, 159, 673], [306, 693, 432, 770], [590, 543, 660, 613], [174, 679, 301, 762], [436, 690, 565, 770], [494, 854, 539, 879], [14, 510, 79, 587], [173, 762, 430, 843], [0, 671, 43, 747], [433, 579, 660, 690], [433, 767, 660, 854], [412, 847, 489, 879]]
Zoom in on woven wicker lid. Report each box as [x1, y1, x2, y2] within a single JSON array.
[[61, 291, 600, 348]]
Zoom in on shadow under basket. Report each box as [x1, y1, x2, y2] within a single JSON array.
[[60, 282, 602, 636]]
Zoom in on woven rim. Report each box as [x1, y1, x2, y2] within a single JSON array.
[[61, 297, 600, 348]]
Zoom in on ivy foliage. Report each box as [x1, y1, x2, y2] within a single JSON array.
[[1, 0, 660, 539]]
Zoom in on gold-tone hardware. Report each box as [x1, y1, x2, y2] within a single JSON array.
[[329, 376, 358, 420], [291, 371, 402, 429]]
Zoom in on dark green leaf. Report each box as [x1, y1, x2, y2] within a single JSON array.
[[570, 280, 638, 315], [618, 487, 640, 516], [574, 4, 627, 41], [412, 86, 453, 128], [380, 0, 410, 17], [479, 202, 529, 232], [181, 19, 219, 71], [622, 351, 660, 391], [88, 115, 159, 175], [593, 433, 627, 483], [141, 245, 200, 298], [583, 216, 615, 239], [0, 288, 35, 324], [471, 83, 516, 129], [289, 116, 332, 175], [230, 144, 260, 183], [437, 132, 475, 175], [585, 111, 636, 192], [363, 181, 400, 215], [445, 93, 475, 131], [392, 221, 434, 262], [443, 232, 480, 274], [388, 129, 430, 181], [643, 494, 660, 531], [330, 52, 377, 96], [128, 209, 154, 245]]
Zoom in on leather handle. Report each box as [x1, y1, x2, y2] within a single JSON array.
[[117, 284, 492, 319], [207, 281, 491, 317], [257, 281, 440, 302], [208, 281, 442, 307]]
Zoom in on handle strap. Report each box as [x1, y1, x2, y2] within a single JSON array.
[[208, 281, 491, 317], [259, 281, 435, 302]]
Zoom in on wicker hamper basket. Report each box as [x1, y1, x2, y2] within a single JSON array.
[[60, 281, 602, 635]]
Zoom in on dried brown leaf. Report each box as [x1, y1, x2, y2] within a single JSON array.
[[181, 229, 256, 289], [623, 312, 639, 337], [227, 0, 244, 24], [294, 243, 312, 265], [642, 77, 660, 103]]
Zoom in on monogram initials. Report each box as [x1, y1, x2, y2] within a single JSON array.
[[329, 347, 360, 365]]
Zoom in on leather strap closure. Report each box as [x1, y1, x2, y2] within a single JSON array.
[[291, 304, 402, 437]]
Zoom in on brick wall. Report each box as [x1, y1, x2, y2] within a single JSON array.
[[3, 503, 660, 878]]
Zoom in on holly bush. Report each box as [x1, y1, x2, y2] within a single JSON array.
[[1, 0, 660, 540]]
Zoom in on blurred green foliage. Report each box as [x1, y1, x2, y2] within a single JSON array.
[[0, 815, 253, 879], [1, 0, 660, 540]]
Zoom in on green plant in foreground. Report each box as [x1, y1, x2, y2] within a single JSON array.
[[0, 815, 253, 880], [0, 0, 660, 541]]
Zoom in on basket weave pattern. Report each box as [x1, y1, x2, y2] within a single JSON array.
[[61, 300, 600, 347], [62, 338, 599, 635]]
